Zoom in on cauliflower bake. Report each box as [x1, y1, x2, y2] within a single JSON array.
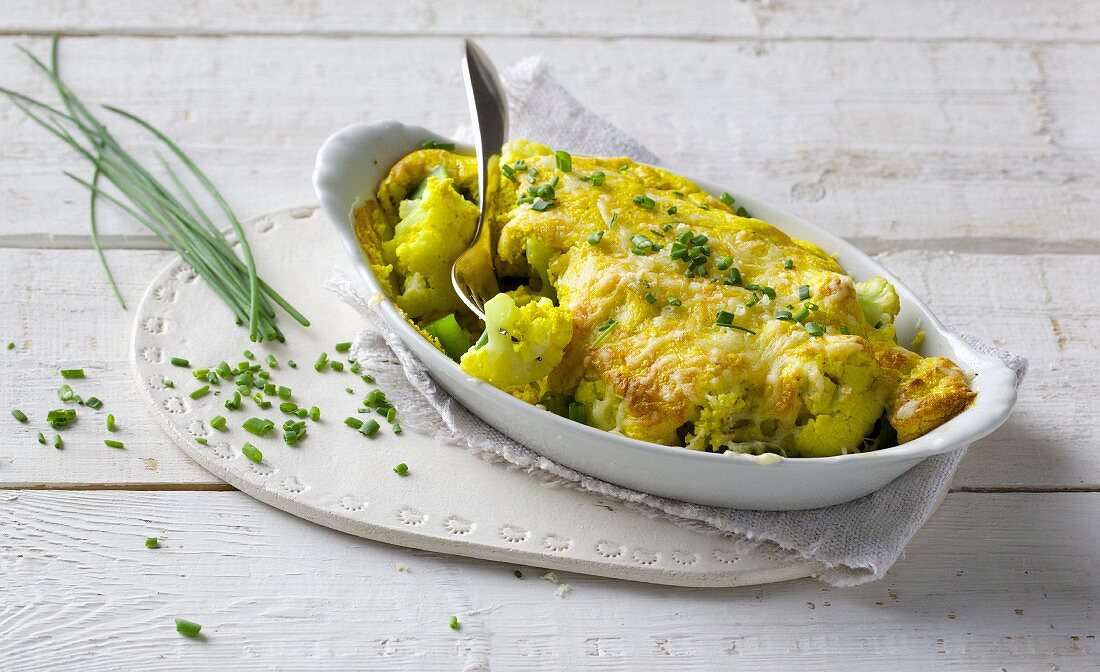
[[352, 140, 975, 458]]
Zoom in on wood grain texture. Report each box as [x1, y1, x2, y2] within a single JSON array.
[[1, 34, 1097, 244], [1, 245, 1096, 489], [1, 490, 1096, 670], [1, 0, 1099, 42]]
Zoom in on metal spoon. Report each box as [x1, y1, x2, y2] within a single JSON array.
[[451, 39, 508, 320]]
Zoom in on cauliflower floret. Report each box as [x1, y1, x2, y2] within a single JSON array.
[[856, 276, 900, 328], [460, 293, 573, 388], [791, 348, 886, 457], [381, 169, 478, 320]]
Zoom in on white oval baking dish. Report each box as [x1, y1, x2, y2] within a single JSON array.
[[314, 120, 1018, 510]]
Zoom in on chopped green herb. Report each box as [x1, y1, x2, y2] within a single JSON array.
[[242, 417, 275, 436], [736, 206, 749, 217], [514, 570, 523, 579], [194, 437, 208, 445], [163, 379, 175, 389], [667, 296, 682, 306], [170, 357, 190, 368], [555, 150, 572, 172], [390, 421, 402, 434], [798, 285, 812, 301], [715, 310, 757, 334], [309, 406, 320, 422], [84, 396, 102, 409], [775, 310, 794, 321], [189, 386, 210, 400], [840, 326, 852, 335], [287, 359, 297, 369], [58, 384, 75, 402], [314, 352, 329, 372], [792, 306, 811, 323], [643, 292, 657, 304], [104, 439, 124, 449], [805, 322, 826, 337], [587, 230, 605, 245], [449, 615, 460, 630], [716, 256, 733, 271], [46, 408, 77, 429], [784, 259, 794, 269], [723, 267, 743, 286], [175, 619, 202, 638], [531, 197, 553, 212], [241, 442, 262, 463], [420, 139, 456, 151], [145, 537, 159, 549], [264, 354, 278, 369], [581, 170, 605, 186], [592, 318, 618, 346], [11, 408, 28, 423], [335, 341, 352, 353], [719, 192, 735, 206], [667, 206, 678, 215], [224, 392, 241, 411], [360, 419, 381, 437], [633, 194, 656, 209], [386, 406, 397, 423], [60, 368, 85, 379], [874, 320, 883, 329], [393, 462, 409, 476], [209, 415, 227, 431], [344, 416, 363, 429], [330, 361, 345, 372], [568, 401, 587, 425], [365, 390, 387, 408], [37, 432, 46, 444], [5, 342, 13, 350], [52, 434, 63, 449], [295, 408, 308, 419], [279, 401, 298, 414], [242, 349, 254, 360]]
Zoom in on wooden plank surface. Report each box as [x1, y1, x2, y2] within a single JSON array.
[[1, 0, 1098, 42], [1, 35, 1098, 245], [2, 245, 1094, 489], [1, 490, 1095, 670]]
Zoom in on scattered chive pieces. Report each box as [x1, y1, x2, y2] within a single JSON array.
[[175, 619, 202, 638], [330, 361, 345, 372], [360, 419, 381, 437], [644, 292, 657, 304], [145, 537, 159, 549], [736, 206, 749, 217], [391, 422, 402, 435], [277, 386, 291, 400], [194, 437, 208, 445], [719, 191, 735, 206], [309, 406, 320, 422], [265, 354, 278, 368], [449, 615, 460, 630], [37, 432, 46, 444], [633, 194, 656, 209], [592, 318, 618, 346], [58, 384, 75, 402], [225, 392, 241, 410], [587, 230, 605, 245], [170, 357, 190, 368], [104, 439, 124, 449], [393, 462, 409, 476], [344, 417, 364, 429], [264, 383, 276, 395], [841, 326, 852, 335], [189, 386, 210, 400], [314, 352, 329, 372], [667, 296, 682, 306], [555, 149, 572, 173], [784, 259, 794, 269], [279, 401, 298, 414], [361, 374, 375, 384], [60, 368, 85, 379], [242, 417, 275, 436], [365, 390, 387, 407], [716, 256, 733, 271], [209, 415, 227, 431], [5, 342, 13, 350], [420, 139, 456, 151], [243, 350, 254, 360], [582, 170, 605, 186], [568, 401, 587, 425], [163, 379, 175, 388], [335, 341, 352, 353], [241, 442, 262, 463], [11, 409, 28, 423], [798, 285, 812, 301], [385, 407, 397, 423], [793, 307, 811, 322], [667, 206, 677, 215], [345, 387, 354, 395], [805, 322, 826, 337], [52, 434, 63, 449], [85, 396, 103, 410], [514, 570, 523, 579], [46, 408, 77, 429], [287, 359, 297, 369]]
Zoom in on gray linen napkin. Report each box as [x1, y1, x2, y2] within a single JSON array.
[[327, 58, 1027, 586]]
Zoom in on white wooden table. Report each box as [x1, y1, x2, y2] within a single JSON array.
[[2, 2, 1097, 669]]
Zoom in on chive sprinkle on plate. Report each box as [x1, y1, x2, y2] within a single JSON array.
[[175, 619, 202, 638]]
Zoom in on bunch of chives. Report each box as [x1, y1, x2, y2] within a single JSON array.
[[0, 37, 308, 342]]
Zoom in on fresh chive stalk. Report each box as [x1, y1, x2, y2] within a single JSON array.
[[60, 368, 85, 379], [335, 342, 352, 353], [241, 443, 262, 463], [104, 439, 124, 449], [11, 409, 28, 423], [175, 619, 202, 638]]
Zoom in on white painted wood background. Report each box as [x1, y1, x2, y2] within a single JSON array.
[[0, 2, 1096, 669]]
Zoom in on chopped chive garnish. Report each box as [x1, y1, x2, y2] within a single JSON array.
[[5, 342, 13, 350], [514, 570, 523, 578], [736, 206, 749, 217], [386, 406, 397, 423], [568, 401, 587, 425], [390, 421, 402, 434], [279, 401, 297, 414], [581, 170, 605, 186], [633, 194, 656, 209], [719, 192, 735, 206], [667, 206, 677, 215], [309, 406, 320, 422], [170, 357, 190, 368], [277, 386, 291, 400], [715, 310, 735, 327], [11, 408, 28, 423], [365, 390, 387, 407], [330, 361, 345, 372], [314, 352, 329, 372], [784, 259, 794, 269], [335, 341, 352, 353], [175, 619, 202, 638], [145, 537, 159, 549], [243, 350, 254, 360], [58, 384, 75, 402], [265, 354, 278, 368], [667, 296, 682, 306], [225, 392, 241, 410], [840, 326, 852, 335], [531, 197, 553, 212], [104, 439, 124, 449], [52, 434, 63, 449], [716, 256, 733, 271], [37, 432, 46, 444], [264, 383, 276, 396], [723, 267, 743, 286], [294, 408, 307, 419], [798, 285, 812, 301], [555, 150, 572, 172], [587, 230, 605, 245], [393, 463, 409, 476], [592, 318, 618, 346], [449, 615, 460, 630], [85, 396, 103, 409], [209, 415, 227, 431], [60, 368, 85, 379], [792, 306, 811, 322], [359, 419, 381, 437], [805, 322, 826, 337], [46, 408, 77, 429], [874, 320, 883, 329], [189, 386, 210, 400], [344, 417, 363, 429], [194, 437, 208, 445], [776, 310, 794, 321], [241, 442, 262, 463], [242, 417, 274, 436], [643, 292, 657, 304], [287, 359, 297, 369], [163, 379, 175, 389], [420, 139, 456, 151]]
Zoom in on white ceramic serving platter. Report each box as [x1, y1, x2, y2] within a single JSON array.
[[314, 121, 1019, 510], [131, 207, 818, 587]]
